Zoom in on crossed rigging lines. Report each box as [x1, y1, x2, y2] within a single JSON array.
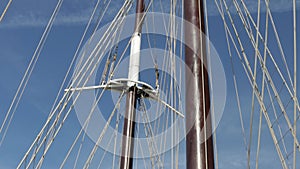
[[17, 0, 133, 168], [0, 0, 64, 147], [215, 0, 299, 168], [0, 0, 298, 168], [12, 0, 178, 168]]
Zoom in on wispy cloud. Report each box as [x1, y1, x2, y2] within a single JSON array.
[[0, 0, 299, 28], [0, 0, 121, 28], [207, 0, 300, 15]]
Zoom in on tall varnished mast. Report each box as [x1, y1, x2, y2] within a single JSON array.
[[184, 0, 215, 168]]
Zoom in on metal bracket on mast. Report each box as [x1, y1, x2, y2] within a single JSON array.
[[64, 78, 184, 118], [64, 78, 156, 95]]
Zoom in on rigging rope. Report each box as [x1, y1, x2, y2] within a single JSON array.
[[48, 0, 106, 115], [215, 0, 300, 168], [57, 1, 114, 168], [216, 1, 291, 168], [229, 0, 300, 153], [247, 0, 261, 168], [5, 0, 297, 168], [17, 1, 133, 168], [214, 0, 248, 150], [111, 110, 121, 169], [0, 0, 64, 147], [203, 0, 220, 167], [83, 91, 124, 168], [292, 0, 297, 168], [140, 96, 163, 167], [255, 4, 269, 168], [37, 4, 132, 168], [0, 0, 13, 23], [240, 0, 297, 105]]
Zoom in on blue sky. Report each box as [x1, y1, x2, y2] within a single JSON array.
[[0, 0, 300, 168]]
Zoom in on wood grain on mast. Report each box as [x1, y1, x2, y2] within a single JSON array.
[[119, 0, 144, 169], [184, 0, 215, 168]]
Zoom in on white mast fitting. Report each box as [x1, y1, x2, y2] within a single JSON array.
[[128, 32, 142, 87]]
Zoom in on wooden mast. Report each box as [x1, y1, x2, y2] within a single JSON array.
[[184, 0, 215, 169], [119, 0, 144, 169]]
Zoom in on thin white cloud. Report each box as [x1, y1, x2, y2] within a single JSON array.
[[0, 0, 120, 28], [207, 0, 300, 15], [0, 0, 299, 28]]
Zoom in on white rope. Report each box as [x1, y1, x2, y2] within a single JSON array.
[[70, 0, 161, 166], [153, 1, 172, 153], [0, 0, 13, 23], [17, 91, 70, 168], [0, 0, 64, 147], [255, 5, 269, 168], [228, 1, 300, 121], [231, 0, 300, 165], [229, 0, 300, 153], [218, 1, 289, 168], [62, 81, 114, 169], [35, 15, 129, 169], [72, 128, 87, 169], [96, 113, 121, 169], [61, 4, 159, 166], [204, 0, 219, 167], [66, 7, 162, 165], [17, 2, 133, 168], [239, 0, 299, 111], [214, 0, 248, 150], [111, 112, 121, 169], [263, 0, 294, 90], [226, 1, 289, 167], [59, 1, 113, 167], [170, 2, 180, 167], [142, 2, 177, 167], [292, 0, 297, 168], [141, 96, 163, 167], [137, 134, 149, 169], [34, 3, 133, 167], [247, 0, 261, 168], [49, 0, 112, 115], [198, 0, 209, 167], [83, 91, 124, 168], [265, 74, 289, 157]]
